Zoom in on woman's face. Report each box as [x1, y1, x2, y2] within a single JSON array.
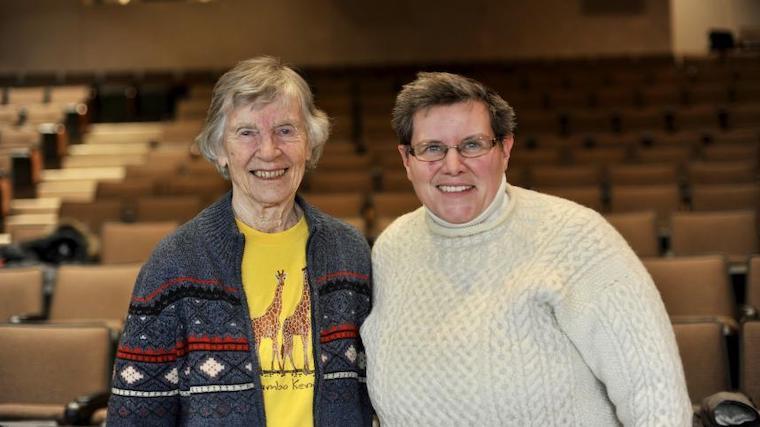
[[216, 96, 310, 214]]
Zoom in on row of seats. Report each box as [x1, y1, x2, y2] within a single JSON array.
[[2, 255, 760, 421], [1, 319, 753, 422]]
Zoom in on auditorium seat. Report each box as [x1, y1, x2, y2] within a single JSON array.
[[303, 192, 366, 218], [688, 161, 758, 185], [302, 192, 368, 235], [741, 321, 760, 405], [607, 163, 679, 186], [0, 323, 112, 421], [570, 146, 629, 165], [50, 264, 140, 331], [634, 145, 693, 166], [379, 169, 413, 192], [99, 221, 177, 264], [508, 147, 564, 167], [530, 165, 601, 187], [317, 154, 372, 171], [745, 256, 760, 317], [700, 143, 759, 162], [134, 195, 202, 224], [609, 184, 682, 227], [96, 178, 156, 203], [644, 256, 736, 330], [690, 184, 759, 212], [604, 211, 660, 257], [673, 321, 732, 404], [670, 211, 758, 264], [0, 266, 44, 322], [306, 171, 374, 193], [59, 199, 124, 235], [535, 185, 604, 211], [371, 192, 422, 237]]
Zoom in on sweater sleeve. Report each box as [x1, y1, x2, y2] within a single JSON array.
[[106, 264, 181, 426], [553, 220, 693, 426]]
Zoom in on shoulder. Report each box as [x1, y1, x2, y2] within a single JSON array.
[[511, 185, 615, 237], [134, 195, 238, 294]]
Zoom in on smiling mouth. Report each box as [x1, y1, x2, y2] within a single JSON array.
[[251, 169, 287, 179], [437, 185, 473, 193]]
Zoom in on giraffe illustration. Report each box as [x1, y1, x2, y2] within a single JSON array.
[[252, 270, 287, 372], [281, 267, 312, 375]]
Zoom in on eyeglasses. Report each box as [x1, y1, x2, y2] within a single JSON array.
[[407, 135, 498, 162]]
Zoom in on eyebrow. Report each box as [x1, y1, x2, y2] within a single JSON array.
[[414, 134, 489, 145], [230, 119, 298, 133]]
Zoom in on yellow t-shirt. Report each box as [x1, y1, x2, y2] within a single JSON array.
[[236, 216, 315, 427]]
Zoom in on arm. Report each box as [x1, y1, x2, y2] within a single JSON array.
[[106, 266, 181, 426], [554, 225, 692, 426]]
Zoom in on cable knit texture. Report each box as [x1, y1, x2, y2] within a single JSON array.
[[107, 193, 373, 426], [361, 185, 692, 426]]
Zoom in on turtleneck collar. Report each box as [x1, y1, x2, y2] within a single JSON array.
[[425, 175, 512, 238]]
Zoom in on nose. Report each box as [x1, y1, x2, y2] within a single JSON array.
[[441, 146, 465, 174], [257, 134, 280, 160]]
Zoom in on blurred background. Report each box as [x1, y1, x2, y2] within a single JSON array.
[[0, 0, 759, 425]]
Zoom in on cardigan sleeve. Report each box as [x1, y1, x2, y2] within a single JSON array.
[[553, 220, 693, 426], [106, 265, 181, 426]]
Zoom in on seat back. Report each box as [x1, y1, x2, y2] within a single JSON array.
[[741, 321, 760, 405], [100, 221, 177, 264], [604, 211, 660, 257], [0, 324, 112, 413], [607, 163, 679, 186], [0, 266, 44, 322], [747, 256, 760, 314], [690, 184, 759, 212], [50, 264, 140, 329], [609, 184, 682, 226], [303, 192, 366, 218], [642, 255, 735, 321], [536, 185, 604, 211], [306, 171, 374, 193], [670, 210, 758, 260], [673, 321, 731, 404], [134, 195, 202, 223], [59, 200, 124, 234]]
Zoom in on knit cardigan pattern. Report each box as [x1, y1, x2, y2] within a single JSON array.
[[361, 185, 692, 426], [107, 193, 373, 426]]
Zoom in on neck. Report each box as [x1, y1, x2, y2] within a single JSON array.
[[426, 177, 511, 238], [232, 195, 301, 233]]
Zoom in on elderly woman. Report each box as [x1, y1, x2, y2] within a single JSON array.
[[360, 72, 692, 426], [107, 57, 373, 426]]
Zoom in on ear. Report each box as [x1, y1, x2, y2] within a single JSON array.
[[397, 145, 413, 180], [500, 135, 514, 171], [215, 144, 229, 170]]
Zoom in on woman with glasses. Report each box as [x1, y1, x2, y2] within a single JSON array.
[[360, 72, 691, 426], [107, 57, 373, 426]]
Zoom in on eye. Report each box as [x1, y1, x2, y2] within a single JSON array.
[[421, 143, 446, 154], [461, 139, 483, 151], [237, 128, 258, 138], [275, 125, 297, 138]]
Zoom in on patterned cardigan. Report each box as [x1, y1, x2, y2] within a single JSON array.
[[106, 193, 373, 426]]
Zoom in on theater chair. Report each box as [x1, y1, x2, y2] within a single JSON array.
[[673, 321, 732, 405], [0, 323, 112, 423], [99, 221, 177, 264], [643, 255, 737, 332], [0, 266, 44, 322]]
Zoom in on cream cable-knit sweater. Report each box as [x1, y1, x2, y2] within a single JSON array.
[[361, 184, 692, 426]]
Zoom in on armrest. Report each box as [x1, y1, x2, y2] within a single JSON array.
[[740, 304, 758, 322], [9, 313, 47, 323], [59, 390, 111, 426]]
